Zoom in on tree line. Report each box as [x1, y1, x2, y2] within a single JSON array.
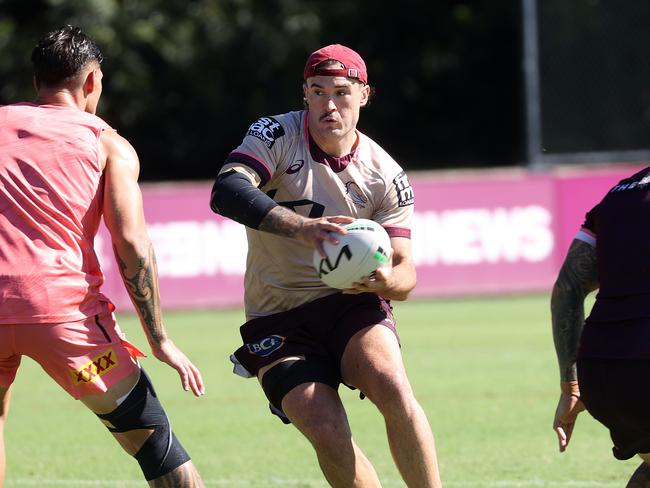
[[1, 0, 523, 181]]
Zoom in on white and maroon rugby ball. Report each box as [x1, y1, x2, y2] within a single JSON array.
[[313, 219, 392, 289]]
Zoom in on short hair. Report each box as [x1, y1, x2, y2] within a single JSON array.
[[31, 25, 103, 87]]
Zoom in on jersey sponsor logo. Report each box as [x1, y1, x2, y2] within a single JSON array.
[[266, 190, 326, 218], [286, 160, 305, 174], [247, 117, 285, 148], [71, 348, 119, 385], [246, 335, 285, 357], [345, 181, 368, 208], [393, 172, 414, 207], [609, 174, 650, 193]]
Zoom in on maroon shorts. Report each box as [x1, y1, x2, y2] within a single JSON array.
[[232, 292, 398, 384], [578, 358, 650, 460]]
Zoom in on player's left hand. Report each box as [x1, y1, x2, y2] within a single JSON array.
[[553, 382, 585, 452], [342, 263, 394, 297], [151, 338, 206, 397]]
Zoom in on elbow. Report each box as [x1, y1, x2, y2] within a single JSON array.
[[210, 179, 224, 215], [207, 170, 277, 229], [551, 280, 569, 302], [551, 279, 585, 306], [210, 170, 237, 216], [111, 231, 152, 262], [552, 277, 579, 295]]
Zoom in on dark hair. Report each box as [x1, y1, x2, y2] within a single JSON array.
[[31, 25, 103, 87]]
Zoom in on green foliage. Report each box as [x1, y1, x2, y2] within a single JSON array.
[[3, 296, 639, 487], [0, 1, 523, 181], [538, 1, 650, 153]]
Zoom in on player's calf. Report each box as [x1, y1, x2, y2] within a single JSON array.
[[95, 369, 198, 484], [148, 461, 203, 488]]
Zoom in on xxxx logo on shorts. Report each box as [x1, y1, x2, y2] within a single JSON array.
[[71, 348, 119, 385]]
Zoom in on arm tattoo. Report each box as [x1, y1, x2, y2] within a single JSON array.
[[258, 205, 304, 238], [113, 243, 165, 344], [551, 239, 599, 382]]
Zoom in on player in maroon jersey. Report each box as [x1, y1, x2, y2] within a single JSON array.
[[552, 167, 650, 486]]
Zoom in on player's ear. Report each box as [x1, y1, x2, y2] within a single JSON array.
[[359, 84, 370, 107], [82, 70, 95, 96], [82, 67, 101, 97]]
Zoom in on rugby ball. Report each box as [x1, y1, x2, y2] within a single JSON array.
[[313, 219, 391, 289]]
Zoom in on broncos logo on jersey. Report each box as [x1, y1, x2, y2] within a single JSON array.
[[345, 181, 368, 208]]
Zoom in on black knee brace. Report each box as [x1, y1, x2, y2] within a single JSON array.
[[261, 358, 340, 424], [96, 369, 191, 481]]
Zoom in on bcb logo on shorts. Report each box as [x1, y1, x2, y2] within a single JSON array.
[[71, 348, 119, 385], [246, 335, 285, 357], [247, 117, 285, 148]]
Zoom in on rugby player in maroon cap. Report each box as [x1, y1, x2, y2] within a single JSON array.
[[210, 44, 442, 487]]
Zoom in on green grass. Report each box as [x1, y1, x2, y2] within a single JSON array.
[[4, 294, 638, 487]]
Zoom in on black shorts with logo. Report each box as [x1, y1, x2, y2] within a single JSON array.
[[231, 292, 397, 384], [578, 357, 650, 460]]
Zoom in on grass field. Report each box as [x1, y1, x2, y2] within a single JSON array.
[[3, 294, 638, 487]]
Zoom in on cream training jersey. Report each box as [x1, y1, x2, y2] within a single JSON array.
[[221, 110, 414, 319]]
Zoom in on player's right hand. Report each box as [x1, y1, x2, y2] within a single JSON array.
[[553, 385, 585, 452], [296, 215, 354, 257], [151, 338, 205, 397]]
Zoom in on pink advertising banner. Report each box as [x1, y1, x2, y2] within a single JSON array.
[[97, 164, 646, 311]]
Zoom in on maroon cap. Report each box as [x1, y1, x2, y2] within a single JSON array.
[[303, 44, 368, 84]]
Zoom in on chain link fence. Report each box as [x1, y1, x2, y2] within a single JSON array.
[[525, 0, 650, 164]]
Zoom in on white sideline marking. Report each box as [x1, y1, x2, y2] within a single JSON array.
[[7, 479, 624, 487]]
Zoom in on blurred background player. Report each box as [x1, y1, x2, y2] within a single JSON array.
[[210, 44, 442, 487], [0, 26, 205, 487], [552, 167, 650, 486]]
